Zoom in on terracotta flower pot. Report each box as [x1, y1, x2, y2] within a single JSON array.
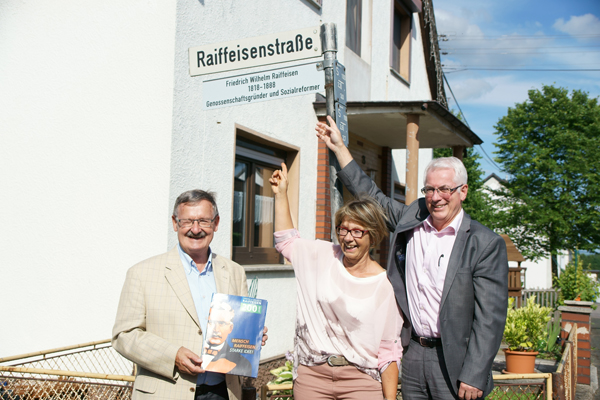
[[504, 349, 539, 374]]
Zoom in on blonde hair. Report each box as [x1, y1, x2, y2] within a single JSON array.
[[334, 195, 389, 248]]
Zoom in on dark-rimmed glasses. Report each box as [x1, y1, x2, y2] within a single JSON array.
[[336, 226, 369, 239], [420, 185, 463, 198], [176, 216, 218, 229]]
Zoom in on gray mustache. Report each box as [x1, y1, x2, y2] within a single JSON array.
[[186, 231, 207, 239]]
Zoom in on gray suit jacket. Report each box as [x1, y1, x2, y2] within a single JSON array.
[[112, 247, 248, 400], [338, 160, 508, 397]]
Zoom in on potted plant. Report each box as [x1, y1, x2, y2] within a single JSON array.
[[503, 296, 552, 373]]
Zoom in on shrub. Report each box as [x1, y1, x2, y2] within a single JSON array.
[[504, 296, 552, 352], [553, 259, 600, 305]]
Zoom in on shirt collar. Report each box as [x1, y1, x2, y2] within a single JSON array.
[[177, 243, 213, 275], [424, 209, 464, 234]]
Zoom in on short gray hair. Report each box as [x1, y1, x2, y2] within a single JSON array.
[[172, 190, 219, 218], [423, 157, 468, 186]]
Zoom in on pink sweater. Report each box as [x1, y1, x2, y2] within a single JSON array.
[[275, 229, 403, 381]]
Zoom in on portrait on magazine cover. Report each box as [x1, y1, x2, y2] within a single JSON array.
[[202, 293, 268, 378]]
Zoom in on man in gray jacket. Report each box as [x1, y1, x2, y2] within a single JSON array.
[[316, 117, 508, 400]]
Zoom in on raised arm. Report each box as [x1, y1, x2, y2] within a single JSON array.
[[315, 115, 354, 168], [269, 163, 294, 232], [316, 116, 409, 228]]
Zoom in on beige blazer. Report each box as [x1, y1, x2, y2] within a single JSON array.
[[112, 247, 248, 400]]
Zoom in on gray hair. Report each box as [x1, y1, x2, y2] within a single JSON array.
[[423, 157, 468, 186], [172, 190, 219, 218]]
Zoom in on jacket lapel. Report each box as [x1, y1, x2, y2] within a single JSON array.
[[164, 247, 201, 328], [440, 212, 471, 309], [212, 254, 230, 294]]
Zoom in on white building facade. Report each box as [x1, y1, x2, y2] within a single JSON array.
[[1, 0, 479, 360]]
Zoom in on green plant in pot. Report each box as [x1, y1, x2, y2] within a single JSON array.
[[503, 296, 552, 373]]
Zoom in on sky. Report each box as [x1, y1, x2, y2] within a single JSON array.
[[432, 0, 600, 178]]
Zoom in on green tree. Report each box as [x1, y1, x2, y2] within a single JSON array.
[[433, 147, 496, 227], [580, 253, 600, 270], [493, 85, 600, 273]]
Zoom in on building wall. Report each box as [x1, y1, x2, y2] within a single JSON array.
[[0, 0, 441, 361], [168, 0, 337, 357], [0, 0, 177, 356]]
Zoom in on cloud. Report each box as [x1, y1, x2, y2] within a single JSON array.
[[553, 14, 600, 36], [435, 9, 485, 38], [447, 75, 539, 107], [449, 78, 494, 101]]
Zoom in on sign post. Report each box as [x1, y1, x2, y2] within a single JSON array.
[[319, 23, 345, 242]]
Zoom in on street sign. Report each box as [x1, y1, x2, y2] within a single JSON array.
[[333, 60, 346, 105], [189, 26, 321, 76], [203, 62, 324, 110], [336, 103, 349, 146]]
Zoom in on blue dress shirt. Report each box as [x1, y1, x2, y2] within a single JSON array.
[[177, 244, 225, 386]]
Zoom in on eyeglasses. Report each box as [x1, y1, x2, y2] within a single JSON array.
[[176, 216, 218, 228], [336, 226, 369, 239], [420, 185, 463, 198]]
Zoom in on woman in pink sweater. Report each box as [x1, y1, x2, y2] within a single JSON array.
[[270, 163, 403, 400]]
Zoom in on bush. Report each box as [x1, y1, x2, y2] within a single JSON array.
[[504, 297, 552, 352], [553, 259, 600, 305]]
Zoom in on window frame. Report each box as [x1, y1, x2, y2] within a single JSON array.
[[232, 127, 299, 265], [390, 0, 412, 83], [394, 182, 406, 204], [346, 0, 362, 56]]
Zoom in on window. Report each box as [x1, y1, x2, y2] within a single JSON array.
[[391, 0, 411, 81], [346, 0, 362, 56], [394, 182, 406, 204], [233, 136, 288, 265]]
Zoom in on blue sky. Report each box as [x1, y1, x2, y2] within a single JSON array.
[[432, 0, 600, 177]]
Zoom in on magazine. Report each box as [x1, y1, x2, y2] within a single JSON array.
[[201, 293, 268, 378]]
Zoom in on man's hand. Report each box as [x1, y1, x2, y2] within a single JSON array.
[[315, 116, 345, 151], [175, 347, 205, 375], [262, 326, 268, 346], [458, 382, 483, 400], [315, 116, 353, 168]]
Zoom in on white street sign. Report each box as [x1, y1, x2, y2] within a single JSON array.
[[190, 26, 321, 77], [203, 62, 324, 110]]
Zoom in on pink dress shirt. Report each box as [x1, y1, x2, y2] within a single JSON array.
[[274, 229, 403, 381], [406, 209, 464, 338]]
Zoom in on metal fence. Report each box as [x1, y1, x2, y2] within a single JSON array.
[[0, 339, 134, 399]]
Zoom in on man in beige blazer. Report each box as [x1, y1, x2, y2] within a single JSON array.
[[113, 190, 259, 400]]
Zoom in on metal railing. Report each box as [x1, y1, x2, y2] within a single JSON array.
[[0, 339, 134, 399], [491, 373, 552, 399]]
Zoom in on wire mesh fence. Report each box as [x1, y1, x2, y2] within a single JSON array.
[[490, 376, 550, 399], [0, 339, 134, 400]]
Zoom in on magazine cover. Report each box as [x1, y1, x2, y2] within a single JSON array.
[[201, 293, 268, 378]]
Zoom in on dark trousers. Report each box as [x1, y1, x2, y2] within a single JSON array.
[[401, 338, 458, 400], [195, 381, 229, 400]]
